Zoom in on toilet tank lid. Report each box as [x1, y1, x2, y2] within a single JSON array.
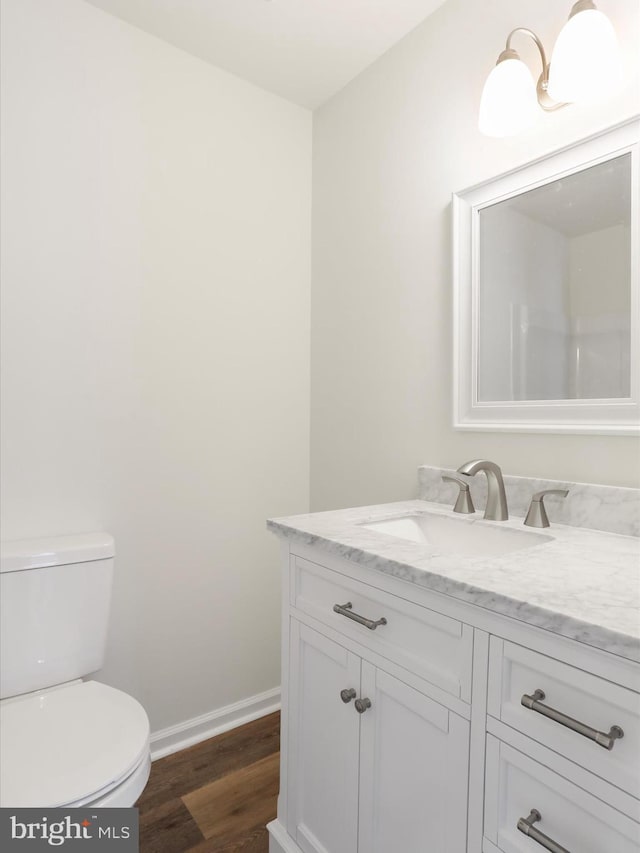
[[0, 533, 115, 574]]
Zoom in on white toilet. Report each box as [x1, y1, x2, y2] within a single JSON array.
[[0, 533, 151, 808]]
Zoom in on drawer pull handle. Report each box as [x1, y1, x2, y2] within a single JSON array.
[[355, 697, 372, 714], [340, 688, 357, 704], [521, 689, 624, 750], [517, 809, 570, 853], [333, 601, 388, 631]]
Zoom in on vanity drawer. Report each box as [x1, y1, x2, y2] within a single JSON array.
[[483, 735, 640, 853], [488, 638, 640, 798], [291, 556, 472, 700]]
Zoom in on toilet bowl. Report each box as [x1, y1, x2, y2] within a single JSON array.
[[0, 680, 150, 808], [0, 533, 151, 808]]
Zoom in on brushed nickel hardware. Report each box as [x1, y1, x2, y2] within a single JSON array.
[[340, 688, 357, 704], [442, 475, 475, 514], [521, 689, 624, 749], [517, 809, 570, 853], [354, 697, 372, 714], [456, 460, 508, 520], [333, 602, 387, 631], [524, 489, 569, 528]]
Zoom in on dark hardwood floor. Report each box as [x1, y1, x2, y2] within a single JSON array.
[[137, 712, 280, 853]]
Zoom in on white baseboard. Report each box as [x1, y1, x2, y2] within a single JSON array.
[[267, 820, 300, 853], [150, 686, 281, 761]]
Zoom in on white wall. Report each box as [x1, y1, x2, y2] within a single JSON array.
[[311, 0, 640, 510], [1, 0, 311, 732]]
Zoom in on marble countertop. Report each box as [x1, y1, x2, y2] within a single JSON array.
[[268, 500, 640, 663]]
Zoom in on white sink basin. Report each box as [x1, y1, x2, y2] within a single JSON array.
[[360, 512, 553, 557]]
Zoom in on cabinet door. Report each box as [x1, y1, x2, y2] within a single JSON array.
[[358, 662, 470, 853], [288, 621, 361, 853]]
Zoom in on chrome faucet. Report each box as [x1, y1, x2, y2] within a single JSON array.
[[456, 460, 509, 521]]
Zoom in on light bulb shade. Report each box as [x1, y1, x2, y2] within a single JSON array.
[[547, 8, 622, 103], [478, 58, 539, 137]]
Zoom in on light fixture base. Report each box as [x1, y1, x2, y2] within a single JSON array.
[[569, 0, 597, 20], [537, 67, 566, 112], [497, 48, 520, 64], [503, 29, 567, 113]]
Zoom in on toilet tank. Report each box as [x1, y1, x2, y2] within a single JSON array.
[[0, 533, 115, 699]]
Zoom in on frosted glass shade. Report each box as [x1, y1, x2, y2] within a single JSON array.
[[478, 58, 539, 137], [548, 9, 622, 103]]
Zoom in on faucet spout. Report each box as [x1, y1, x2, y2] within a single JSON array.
[[456, 459, 509, 521]]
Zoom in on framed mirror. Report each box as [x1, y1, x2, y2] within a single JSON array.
[[453, 118, 639, 434]]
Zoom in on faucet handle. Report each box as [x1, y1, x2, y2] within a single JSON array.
[[442, 475, 475, 515], [524, 489, 569, 528]]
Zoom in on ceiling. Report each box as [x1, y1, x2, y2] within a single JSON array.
[[508, 154, 631, 238], [84, 0, 448, 109]]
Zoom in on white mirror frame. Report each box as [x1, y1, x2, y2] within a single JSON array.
[[453, 117, 639, 435]]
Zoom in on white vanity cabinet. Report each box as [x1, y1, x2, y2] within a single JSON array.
[[281, 555, 472, 853], [287, 621, 469, 853], [268, 542, 640, 853]]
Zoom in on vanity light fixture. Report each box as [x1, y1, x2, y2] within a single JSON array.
[[479, 0, 622, 138]]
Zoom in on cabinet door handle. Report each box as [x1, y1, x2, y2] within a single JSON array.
[[521, 689, 624, 750], [340, 688, 357, 704], [333, 601, 387, 630], [517, 809, 570, 853], [354, 697, 372, 714]]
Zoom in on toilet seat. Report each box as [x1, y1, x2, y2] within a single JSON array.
[[0, 680, 150, 808], [66, 752, 151, 808]]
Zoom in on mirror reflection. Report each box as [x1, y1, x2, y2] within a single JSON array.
[[477, 154, 631, 402]]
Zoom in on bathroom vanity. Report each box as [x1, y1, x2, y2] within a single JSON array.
[[266, 470, 640, 853]]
